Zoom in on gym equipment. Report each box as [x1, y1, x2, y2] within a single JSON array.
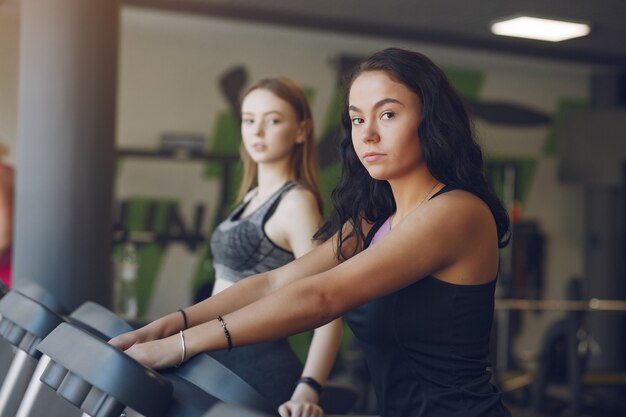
[[2, 283, 358, 417], [0, 281, 13, 386], [529, 278, 586, 417], [495, 279, 626, 417], [38, 323, 173, 417], [201, 402, 380, 417], [15, 301, 134, 417], [0, 283, 139, 417], [0, 284, 65, 417], [37, 322, 276, 417], [202, 402, 272, 417]]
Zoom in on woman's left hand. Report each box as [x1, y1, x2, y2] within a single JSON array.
[[124, 333, 184, 370], [278, 400, 324, 417]]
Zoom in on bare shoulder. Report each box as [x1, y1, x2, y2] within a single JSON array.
[[270, 185, 322, 255], [416, 189, 498, 279], [422, 188, 494, 227], [276, 185, 320, 215], [365, 188, 500, 286], [399, 188, 498, 262]]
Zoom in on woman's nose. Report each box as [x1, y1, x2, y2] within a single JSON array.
[[254, 122, 264, 136], [361, 124, 380, 143]]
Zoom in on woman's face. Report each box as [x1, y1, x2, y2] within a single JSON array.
[[348, 70, 424, 181], [240, 88, 305, 165]]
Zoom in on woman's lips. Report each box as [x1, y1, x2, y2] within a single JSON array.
[[363, 152, 384, 162]]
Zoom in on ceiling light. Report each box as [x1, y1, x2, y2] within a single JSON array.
[[491, 15, 591, 42]]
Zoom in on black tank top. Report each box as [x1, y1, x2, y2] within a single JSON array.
[[344, 186, 510, 417]]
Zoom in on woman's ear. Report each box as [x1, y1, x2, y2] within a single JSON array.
[[296, 120, 311, 144]]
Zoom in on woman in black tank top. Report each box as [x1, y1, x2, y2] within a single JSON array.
[[113, 49, 511, 417]]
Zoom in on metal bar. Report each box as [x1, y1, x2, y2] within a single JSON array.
[[495, 298, 626, 311]]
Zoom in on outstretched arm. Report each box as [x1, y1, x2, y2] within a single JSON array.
[[124, 190, 498, 369], [109, 237, 340, 350], [273, 189, 344, 416], [110, 189, 338, 353], [279, 319, 343, 417]]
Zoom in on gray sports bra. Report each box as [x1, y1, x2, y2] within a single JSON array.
[[210, 181, 297, 283]]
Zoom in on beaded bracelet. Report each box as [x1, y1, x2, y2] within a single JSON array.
[[177, 308, 189, 330], [216, 315, 233, 352], [298, 376, 323, 396]]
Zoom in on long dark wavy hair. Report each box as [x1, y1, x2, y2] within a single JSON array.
[[314, 48, 510, 259]]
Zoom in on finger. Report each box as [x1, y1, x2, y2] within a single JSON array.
[[297, 403, 307, 417], [109, 332, 135, 350], [278, 402, 292, 417], [126, 342, 154, 366], [108, 334, 124, 348], [124, 343, 143, 359], [313, 404, 325, 417], [303, 403, 322, 417], [290, 402, 303, 417]]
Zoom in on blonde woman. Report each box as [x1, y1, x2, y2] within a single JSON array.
[[116, 78, 342, 417]]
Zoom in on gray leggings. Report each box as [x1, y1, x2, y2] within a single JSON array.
[[209, 338, 303, 408]]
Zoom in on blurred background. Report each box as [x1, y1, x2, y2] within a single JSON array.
[[1, 1, 625, 415]]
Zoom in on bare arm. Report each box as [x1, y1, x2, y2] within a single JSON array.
[[0, 165, 14, 259], [289, 319, 342, 394], [109, 237, 340, 350], [124, 191, 497, 369], [272, 189, 344, 415]]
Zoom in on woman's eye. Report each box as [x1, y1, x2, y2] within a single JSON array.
[[351, 117, 364, 126], [381, 111, 395, 120], [267, 118, 281, 125], [242, 118, 254, 125]]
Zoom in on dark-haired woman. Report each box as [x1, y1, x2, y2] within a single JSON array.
[[112, 48, 511, 417]]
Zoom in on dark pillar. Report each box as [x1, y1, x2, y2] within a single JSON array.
[[584, 71, 626, 371], [584, 187, 625, 370], [14, 0, 119, 310]]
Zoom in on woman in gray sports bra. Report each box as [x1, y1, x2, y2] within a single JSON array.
[[207, 78, 342, 417]]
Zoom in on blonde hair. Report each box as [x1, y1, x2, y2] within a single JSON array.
[[236, 77, 323, 212]]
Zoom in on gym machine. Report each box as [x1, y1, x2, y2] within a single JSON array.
[[37, 321, 276, 416], [0, 284, 65, 416]]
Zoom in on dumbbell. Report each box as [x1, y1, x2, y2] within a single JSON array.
[[37, 322, 275, 417]]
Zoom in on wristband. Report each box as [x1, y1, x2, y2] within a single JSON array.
[[298, 376, 323, 396]]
